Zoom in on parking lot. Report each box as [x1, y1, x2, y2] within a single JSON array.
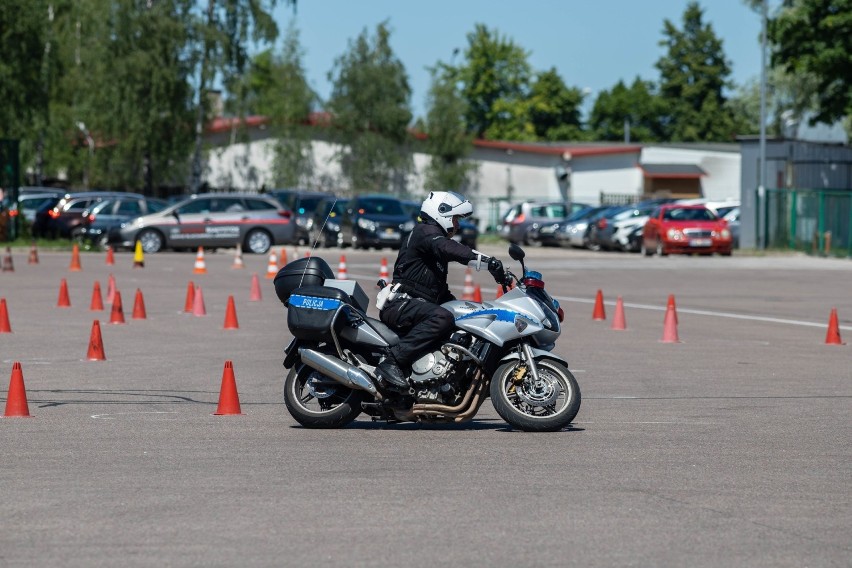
[[1, 245, 850, 567]]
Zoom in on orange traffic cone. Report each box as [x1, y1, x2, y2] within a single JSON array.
[[592, 289, 606, 320], [473, 284, 482, 303], [379, 258, 390, 281], [265, 251, 278, 279], [661, 305, 681, 343], [825, 308, 845, 345], [109, 291, 126, 324], [106, 273, 116, 305], [213, 360, 243, 415], [462, 268, 475, 300], [57, 278, 71, 308], [105, 245, 115, 266], [90, 281, 104, 311], [87, 320, 106, 360], [337, 255, 348, 280], [132, 289, 147, 320], [612, 296, 627, 331], [183, 280, 195, 313], [192, 285, 206, 316], [4, 362, 32, 417], [249, 272, 262, 302], [0, 298, 11, 333], [231, 246, 244, 269], [666, 294, 679, 324], [28, 242, 39, 264], [69, 243, 82, 271], [193, 246, 207, 274], [223, 295, 239, 329], [279, 247, 288, 268], [2, 247, 14, 272]]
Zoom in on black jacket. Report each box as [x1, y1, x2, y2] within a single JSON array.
[[391, 219, 477, 304]]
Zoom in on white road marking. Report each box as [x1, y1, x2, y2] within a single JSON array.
[[554, 295, 852, 331], [91, 411, 178, 420]]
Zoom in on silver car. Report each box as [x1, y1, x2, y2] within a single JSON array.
[[113, 193, 295, 254]]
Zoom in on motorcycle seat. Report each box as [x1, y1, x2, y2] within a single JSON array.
[[365, 316, 400, 346]]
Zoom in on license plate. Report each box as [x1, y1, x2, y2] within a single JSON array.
[[381, 230, 400, 239], [690, 238, 712, 247]]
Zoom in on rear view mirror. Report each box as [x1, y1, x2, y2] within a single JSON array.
[[508, 243, 525, 261]]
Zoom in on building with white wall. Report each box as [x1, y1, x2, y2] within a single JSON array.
[[201, 116, 741, 230]]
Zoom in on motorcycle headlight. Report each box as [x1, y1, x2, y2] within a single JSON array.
[[357, 218, 376, 231]]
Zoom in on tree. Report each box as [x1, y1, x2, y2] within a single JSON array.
[[589, 78, 667, 142], [527, 68, 586, 141], [452, 24, 532, 139], [421, 71, 477, 193], [245, 23, 316, 188], [768, 0, 852, 126], [188, 0, 284, 193], [83, 0, 197, 192], [656, 2, 739, 141], [0, 2, 50, 144], [326, 22, 413, 194]]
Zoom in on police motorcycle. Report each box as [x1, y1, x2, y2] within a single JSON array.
[[275, 243, 580, 432]]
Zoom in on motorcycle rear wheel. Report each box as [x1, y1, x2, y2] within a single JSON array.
[[490, 359, 581, 432], [284, 365, 364, 428]]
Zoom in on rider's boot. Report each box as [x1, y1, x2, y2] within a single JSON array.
[[376, 356, 408, 392]]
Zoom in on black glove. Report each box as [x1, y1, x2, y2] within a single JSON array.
[[487, 258, 505, 284]]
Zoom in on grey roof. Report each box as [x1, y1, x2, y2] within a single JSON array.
[[640, 163, 706, 177]]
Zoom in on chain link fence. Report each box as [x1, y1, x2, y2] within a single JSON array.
[[759, 188, 852, 256]]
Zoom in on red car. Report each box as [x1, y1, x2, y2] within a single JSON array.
[[642, 204, 732, 256]]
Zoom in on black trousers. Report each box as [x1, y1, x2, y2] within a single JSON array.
[[380, 296, 455, 365]]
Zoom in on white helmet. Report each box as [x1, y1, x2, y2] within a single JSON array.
[[420, 191, 473, 233]]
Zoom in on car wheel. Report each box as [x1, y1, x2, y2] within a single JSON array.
[[137, 229, 164, 253], [243, 228, 272, 254], [656, 241, 668, 257]]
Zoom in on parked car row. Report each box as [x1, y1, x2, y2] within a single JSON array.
[[13, 187, 483, 255], [506, 198, 737, 256]]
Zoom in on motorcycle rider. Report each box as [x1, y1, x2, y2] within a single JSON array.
[[376, 190, 507, 391]]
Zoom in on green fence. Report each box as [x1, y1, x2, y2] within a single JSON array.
[[759, 188, 852, 256]]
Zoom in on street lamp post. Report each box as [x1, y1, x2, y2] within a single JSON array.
[[758, 0, 768, 249]]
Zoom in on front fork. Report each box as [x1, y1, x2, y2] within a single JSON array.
[[506, 343, 568, 391]]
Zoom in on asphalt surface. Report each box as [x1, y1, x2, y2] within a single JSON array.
[[1, 244, 850, 567]]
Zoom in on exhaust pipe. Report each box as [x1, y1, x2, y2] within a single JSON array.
[[298, 348, 380, 398]]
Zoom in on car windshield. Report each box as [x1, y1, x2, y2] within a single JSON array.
[[664, 208, 717, 221], [297, 196, 323, 214], [91, 200, 115, 214], [358, 199, 403, 216], [566, 207, 594, 221], [530, 204, 567, 218]]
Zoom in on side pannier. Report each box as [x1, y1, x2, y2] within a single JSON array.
[[286, 285, 352, 341]]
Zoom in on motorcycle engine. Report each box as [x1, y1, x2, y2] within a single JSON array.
[[408, 332, 471, 403], [410, 349, 451, 384]]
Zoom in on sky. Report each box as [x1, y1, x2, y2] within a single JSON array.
[[272, 0, 767, 121]]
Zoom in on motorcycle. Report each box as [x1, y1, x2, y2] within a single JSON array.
[[275, 243, 580, 432]]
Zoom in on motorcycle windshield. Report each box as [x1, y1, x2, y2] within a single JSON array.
[[526, 286, 560, 332]]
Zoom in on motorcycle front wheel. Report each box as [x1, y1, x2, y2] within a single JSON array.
[[490, 359, 581, 432], [284, 364, 364, 428]]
